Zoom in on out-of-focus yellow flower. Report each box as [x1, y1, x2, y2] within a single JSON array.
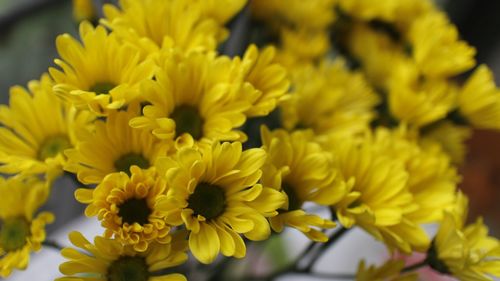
[[356, 259, 417, 281], [75, 167, 171, 252], [198, 0, 247, 25], [0, 74, 93, 181], [408, 11, 476, 78], [421, 121, 472, 165], [0, 176, 54, 278], [65, 105, 169, 184], [50, 22, 156, 115], [57, 231, 187, 281], [129, 49, 249, 149], [278, 28, 331, 66], [458, 65, 500, 130], [281, 59, 379, 141], [260, 127, 346, 242], [72, 0, 97, 23], [156, 142, 285, 264], [429, 193, 500, 281]]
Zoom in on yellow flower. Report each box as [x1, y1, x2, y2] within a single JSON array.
[[57, 231, 187, 281], [65, 105, 169, 184], [356, 259, 417, 281], [0, 74, 93, 181], [260, 127, 346, 242], [72, 0, 97, 23], [129, 49, 249, 149], [421, 121, 472, 165], [102, 0, 239, 54], [429, 194, 500, 281], [457, 65, 500, 130], [0, 176, 54, 278], [50, 22, 156, 115], [75, 167, 171, 252], [235, 44, 290, 117], [278, 28, 331, 67], [408, 11, 476, 78], [156, 142, 285, 264], [388, 59, 457, 127], [281, 59, 379, 141]]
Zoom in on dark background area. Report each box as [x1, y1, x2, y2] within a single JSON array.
[[0, 0, 499, 235]]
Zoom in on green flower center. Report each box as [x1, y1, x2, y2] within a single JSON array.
[[171, 105, 203, 140], [90, 82, 116, 94], [426, 240, 451, 275], [107, 256, 149, 281], [118, 198, 151, 226], [114, 153, 150, 176], [0, 217, 30, 252], [282, 183, 302, 211], [38, 135, 71, 160], [188, 183, 225, 220]]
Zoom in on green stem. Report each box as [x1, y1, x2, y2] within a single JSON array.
[[42, 240, 64, 251], [302, 227, 350, 272]]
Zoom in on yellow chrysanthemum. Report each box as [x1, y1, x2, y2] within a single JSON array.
[[278, 28, 331, 67], [421, 121, 472, 165], [102, 0, 240, 54], [0, 176, 54, 278], [0, 74, 93, 181], [428, 194, 500, 281], [408, 11, 476, 78], [388, 59, 457, 127], [75, 167, 171, 252], [328, 134, 416, 246], [356, 259, 417, 281], [50, 22, 156, 115], [57, 231, 187, 281], [235, 44, 290, 117], [72, 0, 97, 23], [156, 142, 286, 264], [129, 49, 249, 149], [260, 127, 346, 242], [281, 59, 379, 141], [457, 65, 500, 130], [65, 105, 169, 184]]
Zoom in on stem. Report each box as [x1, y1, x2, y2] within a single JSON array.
[[302, 227, 350, 272], [42, 240, 64, 251], [291, 270, 355, 280], [402, 259, 428, 273]]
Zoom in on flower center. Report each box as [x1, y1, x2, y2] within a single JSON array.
[[107, 256, 149, 281], [38, 135, 71, 160], [118, 198, 151, 226], [0, 217, 30, 252], [89, 82, 116, 94], [282, 183, 302, 211], [188, 183, 225, 220], [170, 105, 203, 140], [426, 241, 451, 275], [114, 153, 150, 175]]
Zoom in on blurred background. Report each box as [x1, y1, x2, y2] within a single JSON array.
[[0, 0, 499, 280]]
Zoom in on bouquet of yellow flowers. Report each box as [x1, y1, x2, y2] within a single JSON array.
[[1, 0, 499, 280]]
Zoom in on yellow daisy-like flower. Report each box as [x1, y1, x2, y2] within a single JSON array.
[[235, 44, 290, 117], [278, 28, 331, 67], [329, 134, 415, 243], [0, 176, 54, 278], [65, 105, 169, 184], [156, 141, 286, 264], [260, 127, 346, 242], [428, 194, 500, 281], [457, 65, 500, 130], [0, 74, 93, 181], [75, 167, 171, 252], [421, 121, 472, 165], [281, 59, 379, 141], [72, 0, 97, 23], [356, 259, 417, 281], [129, 49, 249, 149], [50, 22, 156, 115], [408, 11, 476, 78], [57, 231, 187, 281], [102, 0, 238, 55]]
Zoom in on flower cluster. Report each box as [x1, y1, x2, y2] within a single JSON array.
[[0, 0, 499, 280]]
